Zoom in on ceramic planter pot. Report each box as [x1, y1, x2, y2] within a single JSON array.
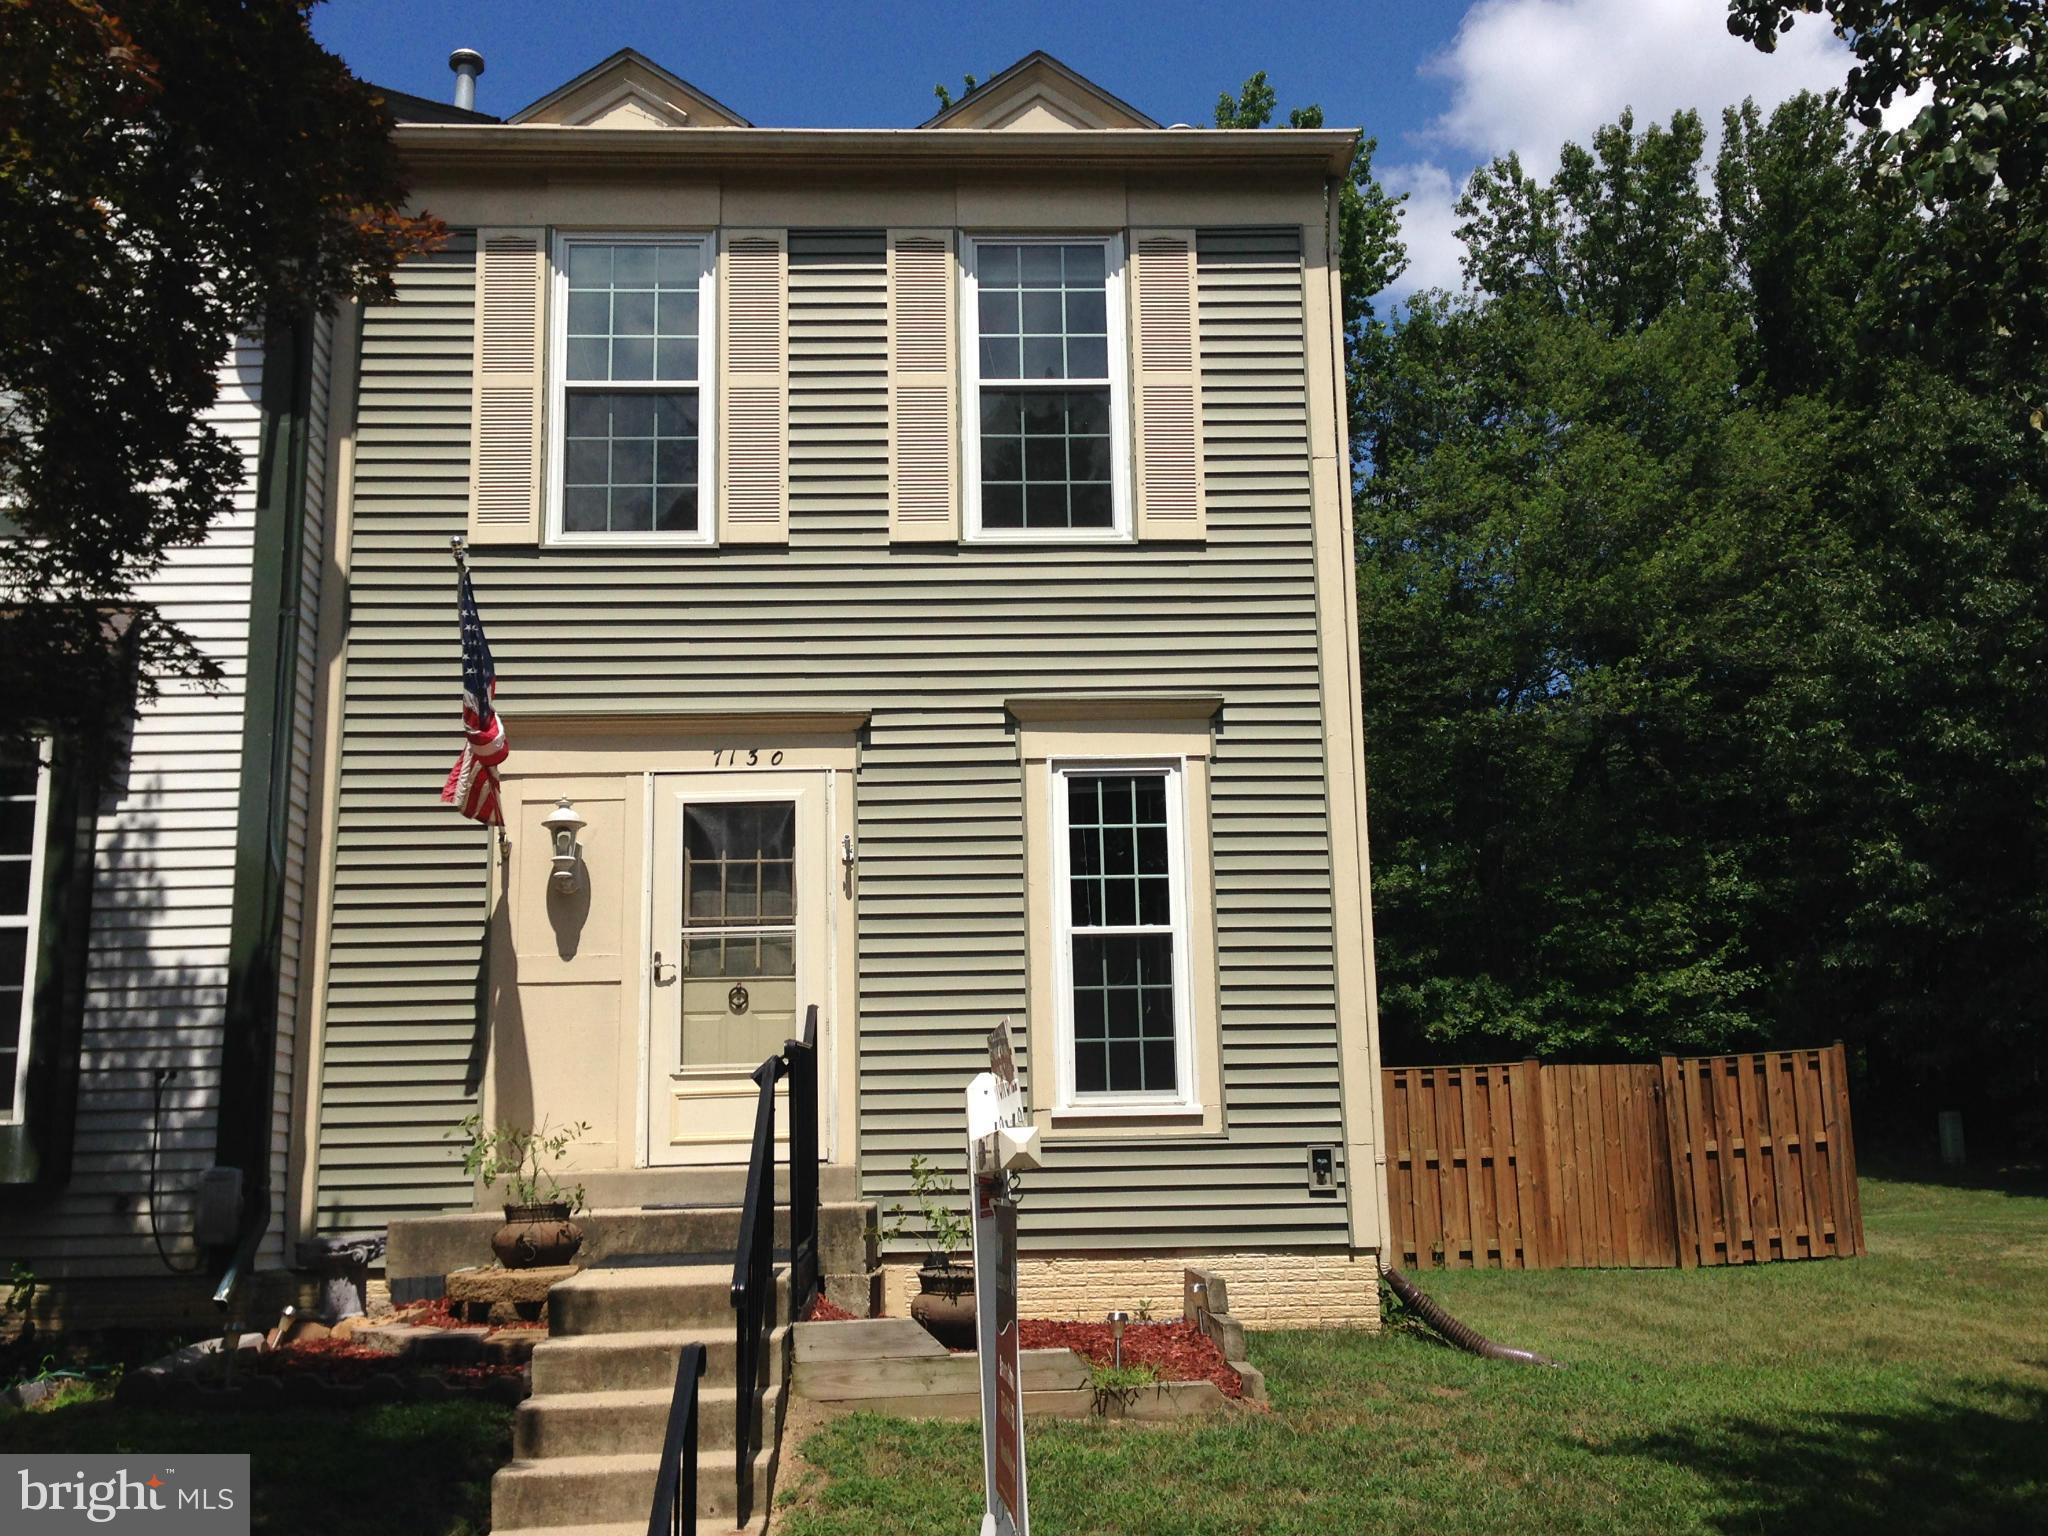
[[492, 1202, 584, 1269], [909, 1257, 976, 1348]]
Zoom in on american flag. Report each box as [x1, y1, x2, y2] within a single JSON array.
[[440, 564, 507, 825]]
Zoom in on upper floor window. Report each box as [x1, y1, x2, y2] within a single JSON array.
[[961, 236, 1130, 542], [548, 234, 716, 545], [0, 741, 51, 1124]]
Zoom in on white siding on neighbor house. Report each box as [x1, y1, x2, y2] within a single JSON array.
[[7, 342, 263, 1279]]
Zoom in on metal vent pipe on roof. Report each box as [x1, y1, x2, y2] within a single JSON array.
[[449, 48, 485, 111]]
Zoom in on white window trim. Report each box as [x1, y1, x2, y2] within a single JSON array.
[[546, 230, 719, 548], [1047, 757, 1199, 1114], [1, 741, 52, 1126], [959, 233, 1133, 544]]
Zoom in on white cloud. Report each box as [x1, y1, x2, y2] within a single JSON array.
[[1382, 162, 1467, 296], [1385, 0, 1858, 302]]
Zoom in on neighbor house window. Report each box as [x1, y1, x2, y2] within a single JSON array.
[[962, 237, 1130, 540], [549, 234, 716, 544], [0, 742, 51, 1124], [1053, 764, 1194, 1104]]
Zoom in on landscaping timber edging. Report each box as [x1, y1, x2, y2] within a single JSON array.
[[789, 1318, 1235, 1420]]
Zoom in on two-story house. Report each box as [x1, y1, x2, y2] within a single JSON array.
[[291, 48, 1390, 1330]]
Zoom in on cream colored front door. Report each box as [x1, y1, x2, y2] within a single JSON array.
[[647, 773, 827, 1165]]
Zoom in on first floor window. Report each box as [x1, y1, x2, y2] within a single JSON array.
[[1056, 764, 1190, 1101], [551, 234, 714, 544], [0, 741, 50, 1123], [963, 236, 1129, 540]]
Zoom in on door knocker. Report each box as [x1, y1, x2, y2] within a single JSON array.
[[728, 984, 750, 1015]]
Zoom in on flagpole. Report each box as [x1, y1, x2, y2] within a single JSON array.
[[453, 532, 496, 1097]]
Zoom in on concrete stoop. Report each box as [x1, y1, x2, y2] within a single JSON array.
[[387, 1196, 878, 1305], [489, 1244, 812, 1536]]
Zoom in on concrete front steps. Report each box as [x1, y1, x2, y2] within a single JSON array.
[[386, 1190, 879, 1316], [492, 1260, 795, 1536]]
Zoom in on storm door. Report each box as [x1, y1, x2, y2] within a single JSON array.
[[648, 775, 825, 1164]]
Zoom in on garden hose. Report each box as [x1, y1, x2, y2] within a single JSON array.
[[1383, 1265, 1563, 1368]]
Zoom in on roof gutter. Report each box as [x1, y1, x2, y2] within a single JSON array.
[[393, 124, 1362, 179]]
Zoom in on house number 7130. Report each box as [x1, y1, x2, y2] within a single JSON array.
[[711, 748, 784, 767]]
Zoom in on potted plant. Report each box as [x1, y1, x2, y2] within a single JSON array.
[[877, 1154, 975, 1347], [452, 1114, 591, 1269]]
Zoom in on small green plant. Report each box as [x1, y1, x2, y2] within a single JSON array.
[[5, 1261, 37, 1317], [1090, 1360, 1157, 1415], [873, 1154, 970, 1262], [1134, 1297, 1155, 1323], [1378, 1273, 1419, 1335], [451, 1114, 590, 1211]]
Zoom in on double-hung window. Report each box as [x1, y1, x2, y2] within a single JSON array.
[[549, 234, 715, 544], [0, 742, 50, 1124], [1053, 764, 1194, 1106], [962, 237, 1130, 540]]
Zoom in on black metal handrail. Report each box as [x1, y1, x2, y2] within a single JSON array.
[[726, 1003, 824, 1530], [645, 1341, 706, 1536], [786, 1004, 821, 1316], [729, 1051, 783, 1529]]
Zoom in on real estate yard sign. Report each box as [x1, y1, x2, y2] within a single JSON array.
[[969, 1022, 1030, 1536]]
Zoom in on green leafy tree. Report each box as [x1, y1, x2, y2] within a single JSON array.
[[1360, 95, 2048, 1139], [932, 73, 980, 111], [1727, 1, 2048, 392], [1358, 287, 1834, 1058], [1454, 109, 1725, 333], [0, 0, 441, 738]]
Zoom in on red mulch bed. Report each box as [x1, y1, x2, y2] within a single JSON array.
[[791, 1297, 1243, 1401], [1018, 1319, 1242, 1400], [394, 1298, 547, 1331], [257, 1336, 523, 1385]]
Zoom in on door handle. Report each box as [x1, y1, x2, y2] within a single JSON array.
[[652, 950, 678, 985]]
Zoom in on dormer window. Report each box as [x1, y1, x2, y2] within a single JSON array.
[[547, 233, 717, 545], [960, 236, 1131, 541]]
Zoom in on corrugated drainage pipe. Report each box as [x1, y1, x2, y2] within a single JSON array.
[[1383, 1265, 1564, 1368]]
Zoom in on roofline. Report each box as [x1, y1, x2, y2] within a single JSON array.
[[508, 46, 753, 127], [371, 83, 500, 125], [920, 49, 1161, 129], [393, 124, 1361, 179]]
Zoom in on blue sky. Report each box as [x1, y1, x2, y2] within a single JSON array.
[[312, 0, 1867, 297]]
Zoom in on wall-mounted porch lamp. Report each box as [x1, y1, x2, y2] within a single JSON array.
[[542, 798, 586, 894]]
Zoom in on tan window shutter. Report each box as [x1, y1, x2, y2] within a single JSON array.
[[887, 229, 959, 541], [467, 228, 547, 545], [718, 229, 789, 544], [1129, 229, 1206, 540]]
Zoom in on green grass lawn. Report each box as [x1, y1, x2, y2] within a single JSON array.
[[779, 1164, 2048, 1536], [0, 1386, 509, 1535]]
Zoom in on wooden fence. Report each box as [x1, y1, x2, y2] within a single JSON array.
[[1383, 1046, 1865, 1269]]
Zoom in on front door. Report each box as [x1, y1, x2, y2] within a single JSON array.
[[647, 773, 827, 1164]]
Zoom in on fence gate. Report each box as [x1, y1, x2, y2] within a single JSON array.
[[1383, 1045, 1865, 1270]]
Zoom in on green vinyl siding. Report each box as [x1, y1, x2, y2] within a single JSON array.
[[312, 226, 1348, 1249]]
